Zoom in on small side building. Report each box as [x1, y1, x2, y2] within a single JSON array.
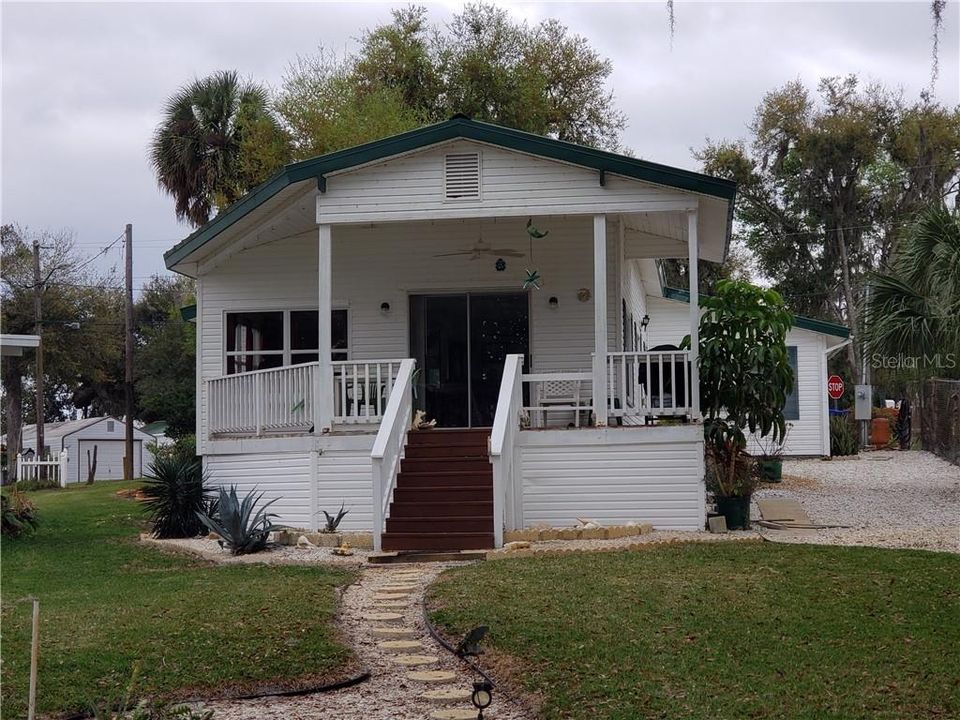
[[17, 417, 155, 483]]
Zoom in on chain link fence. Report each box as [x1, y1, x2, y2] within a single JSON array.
[[923, 378, 960, 465]]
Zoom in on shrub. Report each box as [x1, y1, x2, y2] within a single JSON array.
[[1, 490, 39, 538], [830, 416, 860, 456], [196, 485, 284, 555], [141, 455, 210, 538], [321, 502, 350, 532], [683, 280, 794, 498]]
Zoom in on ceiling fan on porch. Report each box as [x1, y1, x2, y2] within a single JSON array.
[[433, 239, 525, 260]]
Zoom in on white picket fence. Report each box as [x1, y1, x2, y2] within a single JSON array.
[[16, 450, 69, 487]]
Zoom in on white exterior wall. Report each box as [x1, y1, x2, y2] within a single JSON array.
[[517, 426, 704, 530], [318, 140, 696, 224], [203, 435, 375, 532], [645, 295, 832, 456]]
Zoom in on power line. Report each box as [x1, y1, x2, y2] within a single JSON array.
[[72, 231, 125, 272]]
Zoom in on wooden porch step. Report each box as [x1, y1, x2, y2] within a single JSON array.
[[381, 532, 494, 552], [388, 500, 493, 518], [406, 429, 490, 446], [395, 471, 492, 488], [393, 486, 492, 503], [403, 443, 490, 459], [385, 516, 493, 533], [400, 457, 492, 473]]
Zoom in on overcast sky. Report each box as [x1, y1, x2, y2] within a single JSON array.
[[2, 1, 958, 287]]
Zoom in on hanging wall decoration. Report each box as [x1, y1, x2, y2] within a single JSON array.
[[495, 257, 506, 272], [523, 218, 549, 290]]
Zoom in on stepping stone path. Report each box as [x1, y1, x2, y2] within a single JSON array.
[[197, 562, 527, 719]]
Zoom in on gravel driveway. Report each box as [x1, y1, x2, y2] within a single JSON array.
[[755, 450, 960, 553]]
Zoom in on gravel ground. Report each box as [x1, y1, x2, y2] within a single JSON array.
[[198, 562, 534, 720], [755, 450, 960, 553], [140, 535, 371, 567]]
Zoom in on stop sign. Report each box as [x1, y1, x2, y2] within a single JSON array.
[[827, 375, 845, 400]]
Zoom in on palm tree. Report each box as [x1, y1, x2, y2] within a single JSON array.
[[150, 71, 285, 228], [865, 206, 960, 376]]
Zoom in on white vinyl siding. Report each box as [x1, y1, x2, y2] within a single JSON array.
[[318, 140, 696, 224], [517, 427, 704, 530], [203, 441, 374, 532]]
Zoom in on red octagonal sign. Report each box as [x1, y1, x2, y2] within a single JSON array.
[[827, 375, 845, 400]]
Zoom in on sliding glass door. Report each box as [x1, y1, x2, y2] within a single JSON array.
[[410, 292, 529, 427]]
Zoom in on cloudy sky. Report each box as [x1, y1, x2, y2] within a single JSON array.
[[2, 1, 958, 286]]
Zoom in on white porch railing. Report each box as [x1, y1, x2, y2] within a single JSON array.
[[16, 450, 69, 487], [490, 354, 524, 546], [521, 371, 594, 429], [370, 358, 416, 553], [332, 359, 406, 425], [208, 363, 318, 436], [206, 359, 408, 436], [607, 350, 693, 419]]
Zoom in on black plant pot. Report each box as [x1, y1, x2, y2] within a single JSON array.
[[715, 495, 751, 530]]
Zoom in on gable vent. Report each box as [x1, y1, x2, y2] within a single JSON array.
[[444, 152, 481, 200]]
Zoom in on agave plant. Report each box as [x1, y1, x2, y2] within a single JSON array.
[[141, 455, 209, 539], [321, 502, 350, 533], [196, 485, 284, 555]]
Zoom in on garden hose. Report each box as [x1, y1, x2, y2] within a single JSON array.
[[61, 669, 372, 720]]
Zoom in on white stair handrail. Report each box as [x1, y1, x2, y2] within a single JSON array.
[[370, 358, 416, 553], [490, 353, 524, 547]]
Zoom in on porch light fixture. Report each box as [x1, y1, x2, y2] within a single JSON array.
[[380, 302, 391, 314], [641, 314, 650, 329], [471, 679, 493, 718], [548, 296, 559, 308]]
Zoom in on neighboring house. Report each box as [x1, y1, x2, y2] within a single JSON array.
[[140, 420, 176, 454], [164, 116, 739, 551], [11, 417, 154, 483]]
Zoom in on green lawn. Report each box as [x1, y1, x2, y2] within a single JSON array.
[[428, 542, 960, 720], [1, 481, 354, 717]]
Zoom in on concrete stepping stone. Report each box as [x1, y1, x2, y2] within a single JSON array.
[[407, 670, 457, 683], [393, 653, 439, 666], [368, 601, 409, 609], [371, 626, 418, 638], [377, 639, 425, 653], [360, 612, 403, 623], [421, 687, 473, 704], [374, 592, 411, 601], [430, 710, 481, 720], [381, 584, 418, 592]]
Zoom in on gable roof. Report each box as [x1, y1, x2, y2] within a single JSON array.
[[661, 287, 850, 339], [164, 116, 737, 270]]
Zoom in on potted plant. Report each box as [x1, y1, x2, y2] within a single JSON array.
[[758, 423, 791, 482], [683, 280, 795, 530]]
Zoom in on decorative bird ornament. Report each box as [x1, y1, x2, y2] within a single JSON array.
[[526, 218, 549, 239]]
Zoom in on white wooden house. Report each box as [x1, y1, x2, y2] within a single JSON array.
[[13, 417, 154, 482], [165, 117, 740, 551]]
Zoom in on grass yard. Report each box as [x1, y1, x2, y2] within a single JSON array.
[[1, 481, 354, 717], [429, 542, 960, 720]]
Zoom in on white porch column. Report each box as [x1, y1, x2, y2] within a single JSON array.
[[687, 210, 701, 420], [317, 224, 334, 432], [593, 214, 608, 426]]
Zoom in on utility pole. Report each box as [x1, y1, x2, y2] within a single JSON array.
[[32, 241, 45, 464], [123, 223, 134, 480]]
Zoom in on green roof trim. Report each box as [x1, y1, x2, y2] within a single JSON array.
[[661, 287, 850, 338], [180, 304, 197, 323], [164, 116, 737, 269]]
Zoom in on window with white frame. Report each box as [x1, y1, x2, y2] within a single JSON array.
[[225, 309, 348, 374]]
